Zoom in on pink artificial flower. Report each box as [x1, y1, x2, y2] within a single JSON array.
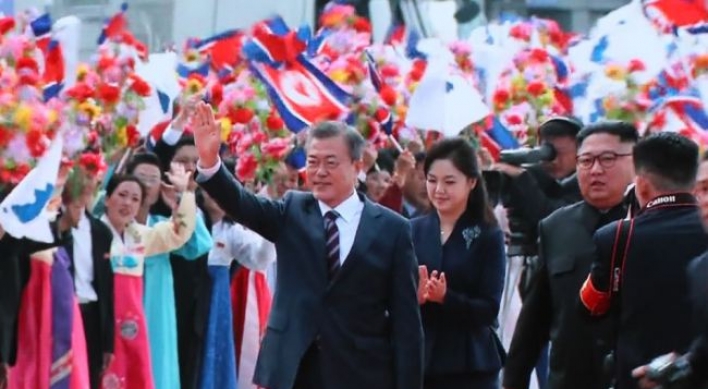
[[261, 137, 291, 160], [235, 152, 259, 182]]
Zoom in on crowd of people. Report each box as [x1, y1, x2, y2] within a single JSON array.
[[1, 94, 708, 389]]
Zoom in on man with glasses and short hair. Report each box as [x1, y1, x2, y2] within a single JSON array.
[[504, 121, 638, 389], [580, 132, 708, 389]]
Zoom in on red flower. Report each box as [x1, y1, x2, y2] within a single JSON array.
[[262, 138, 291, 160], [506, 114, 523, 125], [266, 112, 284, 131], [236, 152, 259, 182], [509, 24, 531, 41], [126, 125, 140, 147], [26, 129, 47, 158], [627, 59, 646, 73], [0, 17, 15, 35], [229, 107, 254, 124], [380, 85, 397, 106], [374, 107, 389, 123], [526, 81, 547, 97], [66, 83, 95, 102], [97, 83, 121, 105], [353, 17, 372, 33], [86, 131, 99, 147], [252, 130, 267, 145], [79, 152, 107, 173], [346, 57, 367, 83], [409, 60, 427, 82], [529, 49, 549, 64], [128, 74, 151, 96], [381, 64, 399, 79], [210, 83, 224, 107], [10, 164, 30, 184], [492, 89, 510, 109], [0, 125, 13, 148], [97, 56, 118, 72]]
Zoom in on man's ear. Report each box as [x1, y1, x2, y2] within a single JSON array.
[[353, 159, 364, 174]]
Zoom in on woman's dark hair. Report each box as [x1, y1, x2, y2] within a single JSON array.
[[423, 138, 497, 226], [105, 174, 147, 205]]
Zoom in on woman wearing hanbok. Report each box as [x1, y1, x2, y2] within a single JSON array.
[[198, 189, 275, 389], [100, 163, 197, 389], [125, 152, 213, 389], [7, 181, 92, 389]]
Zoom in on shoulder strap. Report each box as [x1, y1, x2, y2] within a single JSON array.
[[607, 218, 635, 297]]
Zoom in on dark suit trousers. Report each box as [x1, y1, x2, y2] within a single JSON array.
[[423, 372, 499, 389], [80, 302, 102, 389], [293, 345, 324, 389]]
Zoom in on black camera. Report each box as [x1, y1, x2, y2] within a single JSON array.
[[499, 143, 557, 167], [644, 354, 693, 389]]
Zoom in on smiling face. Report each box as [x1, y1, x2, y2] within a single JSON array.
[[365, 170, 392, 202], [105, 179, 144, 230], [306, 135, 362, 207], [425, 158, 476, 216], [576, 133, 635, 210]]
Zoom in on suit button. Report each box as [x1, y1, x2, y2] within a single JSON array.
[[314, 335, 322, 349]]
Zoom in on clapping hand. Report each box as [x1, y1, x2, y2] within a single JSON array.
[[417, 266, 429, 305], [427, 270, 447, 303], [417, 267, 448, 304], [192, 102, 222, 170]]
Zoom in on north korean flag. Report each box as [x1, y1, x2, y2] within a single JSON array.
[[244, 16, 350, 133]]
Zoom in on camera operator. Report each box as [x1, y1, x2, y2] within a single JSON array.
[[492, 117, 583, 257]]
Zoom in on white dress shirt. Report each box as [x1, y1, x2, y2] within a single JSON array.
[[73, 212, 98, 303], [318, 191, 364, 265], [209, 219, 276, 271]]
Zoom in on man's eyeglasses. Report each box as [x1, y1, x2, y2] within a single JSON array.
[[576, 152, 632, 170]]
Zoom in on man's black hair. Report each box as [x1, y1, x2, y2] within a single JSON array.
[[576, 120, 639, 147], [126, 152, 163, 175], [634, 132, 699, 192]]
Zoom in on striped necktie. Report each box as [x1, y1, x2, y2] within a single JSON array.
[[324, 211, 341, 279]]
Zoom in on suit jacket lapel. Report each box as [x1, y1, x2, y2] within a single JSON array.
[[304, 196, 329, 283], [421, 214, 443, 271], [328, 197, 382, 290]]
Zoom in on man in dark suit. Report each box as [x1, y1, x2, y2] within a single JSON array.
[[191, 102, 423, 389], [580, 132, 708, 389], [61, 173, 114, 389], [629, 151, 708, 389], [503, 121, 639, 389]]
